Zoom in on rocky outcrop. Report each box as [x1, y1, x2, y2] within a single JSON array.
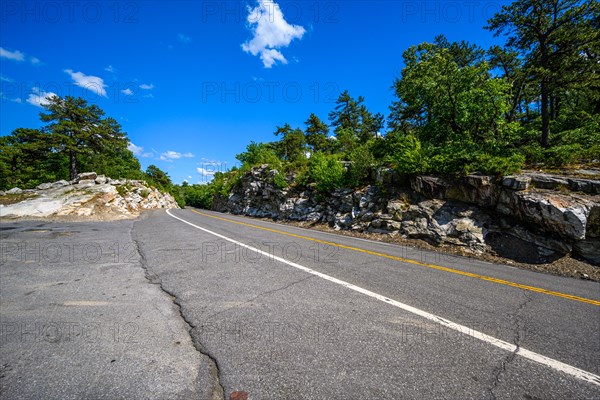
[[213, 165, 600, 266], [0, 173, 179, 220]]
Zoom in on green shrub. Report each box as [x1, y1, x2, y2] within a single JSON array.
[[347, 144, 375, 187], [543, 144, 583, 167], [520, 143, 545, 165], [183, 184, 213, 209], [467, 153, 524, 175], [308, 152, 346, 192], [116, 185, 127, 197], [273, 172, 288, 189]]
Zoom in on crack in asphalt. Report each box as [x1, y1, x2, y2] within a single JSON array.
[[130, 224, 225, 400], [487, 291, 534, 400]]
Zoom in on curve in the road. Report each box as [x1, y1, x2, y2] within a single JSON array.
[[166, 209, 600, 387], [189, 209, 600, 307]]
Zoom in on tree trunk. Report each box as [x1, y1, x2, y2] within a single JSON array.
[[540, 41, 550, 148], [541, 78, 550, 148], [70, 150, 77, 181]]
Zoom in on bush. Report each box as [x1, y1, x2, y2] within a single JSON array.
[[543, 144, 584, 167], [346, 144, 375, 187], [181, 184, 213, 209], [273, 172, 288, 189], [467, 153, 524, 175], [308, 152, 346, 192], [392, 134, 427, 174]]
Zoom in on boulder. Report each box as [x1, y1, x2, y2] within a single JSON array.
[[52, 180, 70, 188], [77, 172, 97, 182], [410, 176, 450, 199], [567, 178, 600, 195], [502, 176, 531, 191], [76, 179, 96, 188], [497, 191, 592, 241], [523, 173, 568, 190], [36, 183, 52, 190], [6, 187, 22, 194], [95, 175, 107, 184], [573, 239, 600, 265]]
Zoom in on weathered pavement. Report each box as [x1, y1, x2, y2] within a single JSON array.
[[0, 218, 221, 399], [1, 209, 599, 399]]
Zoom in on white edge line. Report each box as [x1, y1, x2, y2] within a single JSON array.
[[166, 209, 600, 387]]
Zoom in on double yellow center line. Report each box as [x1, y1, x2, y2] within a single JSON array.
[[190, 209, 600, 307]]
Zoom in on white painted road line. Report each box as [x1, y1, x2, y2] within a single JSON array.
[[167, 209, 600, 387]]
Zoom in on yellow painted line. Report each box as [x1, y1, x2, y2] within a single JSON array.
[[189, 209, 600, 307]]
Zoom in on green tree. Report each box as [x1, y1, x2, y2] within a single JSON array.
[[329, 90, 363, 134], [434, 34, 486, 68], [183, 184, 214, 209], [80, 144, 143, 180], [357, 107, 384, 144], [145, 165, 172, 189], [274, 123, 307, 162], [40, 96, 128, 179], [0, 128, 70, 189], [235, 141, 282, 169], [487, 45, 530, 123], [389, 41, 521, 175], [304, 113, 330, 153], [329, 91, 384, 152], [391, 42, 515, 144], [486, 0, 600, 147]]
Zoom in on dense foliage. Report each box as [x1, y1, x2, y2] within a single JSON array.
[[0, 97, 180, 205], [2, 0, 598, 210], [212, 0, 598, 204]]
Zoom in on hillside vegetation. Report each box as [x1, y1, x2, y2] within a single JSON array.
[[2, 1, 598, 210], [180, 1, 599, 209]]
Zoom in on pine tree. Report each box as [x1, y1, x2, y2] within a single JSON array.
[[486, 0, 600, 147], [40, 96, 128, 179]]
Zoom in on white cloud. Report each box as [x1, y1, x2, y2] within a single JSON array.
[[64, 69, 107, 97], [197, 167, 216, 177], [1, 47, 41, 65], [242, 0, 305, 68], [0, 92, 22, 103], [121, 88, 134, 96], [0, 47, 25, 62], [139, 83, 154, 90], [26, 87, 57, 108], [178, 33, 191, 43], [160, 151, 194, 161], [127, 143, 154, 158], [105, 65, 117, 73], [0, 74, 14, 82], [260, 48, 287, 68]]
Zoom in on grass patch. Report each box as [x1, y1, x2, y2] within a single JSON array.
[[0, 193, 38, 206]]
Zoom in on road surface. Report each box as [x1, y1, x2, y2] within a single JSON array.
[[1, 208, 599, 399]]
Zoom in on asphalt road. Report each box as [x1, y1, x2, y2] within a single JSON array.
[[2, 209, 599, 399]]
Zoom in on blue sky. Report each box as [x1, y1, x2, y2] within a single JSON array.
[[1, 0, 508, 183]]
